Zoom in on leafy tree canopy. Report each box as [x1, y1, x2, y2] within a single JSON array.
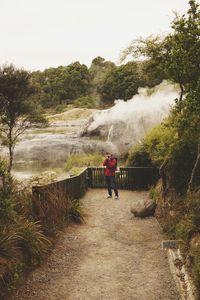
[[122, 0, 200, 95], [31, 62, 90, 108], [99, 61, 143, 103]]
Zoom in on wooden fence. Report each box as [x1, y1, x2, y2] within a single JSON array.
[[32, 167, 159, 226], [32, 167, 158, 208], [32, 168, 88, 203], [87, 167, 159, 190], [32, 168, 88, 223]]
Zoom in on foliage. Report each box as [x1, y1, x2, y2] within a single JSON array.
[[125, 2, 200, 290], [123, 0, 200, 95], [32, 187, 68, 233], [149, 186, 158, 202], [126, 143, 153, 167], [0, 65, 46, 172], [127, 1, 200, 192], [31, 62, 91, 108], [15, 218, 51, 265], [189, 244, 200, 290], [99, 61, 143, 103], [164, 0, 200, 91], [0, 158, 14, 196], [0, 225, 19, 259], [89, 56, 116, 96], [122, 36, 168, 87], [68, 199, 85, 224], [0, 157, 83, 296], [127, 121, 177, 167], [159, 191, 200, 292]]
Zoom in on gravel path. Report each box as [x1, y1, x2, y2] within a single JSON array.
[[11, 189, 179, 300]]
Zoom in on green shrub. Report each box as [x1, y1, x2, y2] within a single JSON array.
[[144, 122, 177, 167], [14, 188, 33, 218], [175, 215, 196, 243], [166, 140, 197, 192], [126, 118, 199, 193], [149, 186, 158, 202], [0, 197, 16, 224], [0, 225, 19, 259], [68, 199, 84, 224], [15, 218, 51, 265], [189, 244, 200, 291], [127, 143, 154, 167]]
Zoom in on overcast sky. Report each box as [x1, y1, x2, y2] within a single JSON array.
[[0, 0, 189, 71]]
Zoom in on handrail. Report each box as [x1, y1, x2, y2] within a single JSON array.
[[87, 167, 159, 189]]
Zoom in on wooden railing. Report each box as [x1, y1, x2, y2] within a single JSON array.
[[32, 167, 159, 223], [32, 167, 159, 202], [32, 168, 88, 222], [87, 167, 159, 190], [32, 168, 88, 203]]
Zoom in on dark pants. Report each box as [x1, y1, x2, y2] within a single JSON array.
[[105, 176, 118, 197]]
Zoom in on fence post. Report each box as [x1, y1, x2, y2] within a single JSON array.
[[87, 167, 92, 187]]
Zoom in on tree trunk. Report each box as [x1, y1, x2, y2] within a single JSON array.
[[179, 84, 184, 103], [159, 159, 168, 198], [177, 83, 185, 111], [187, 137, 200, 193], [8, 126, 14, 173], [8, 144, 14, 173]]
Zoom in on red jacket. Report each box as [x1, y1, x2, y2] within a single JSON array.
[[103, 158, 117, 176]]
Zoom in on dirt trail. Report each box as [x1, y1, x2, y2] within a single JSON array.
[[11, 189, 179, 300]]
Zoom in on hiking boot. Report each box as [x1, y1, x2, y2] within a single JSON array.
[[106, 195, 112, 199]]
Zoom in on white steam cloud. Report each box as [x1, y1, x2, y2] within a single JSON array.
[[85, 81, 179, 154]]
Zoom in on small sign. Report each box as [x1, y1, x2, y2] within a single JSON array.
[[161, 240, 180, 249]]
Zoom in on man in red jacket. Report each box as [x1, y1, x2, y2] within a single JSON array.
[[103, 153, 119, 199]]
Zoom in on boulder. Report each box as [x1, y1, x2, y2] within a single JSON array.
[[131, 200, 156, 218]]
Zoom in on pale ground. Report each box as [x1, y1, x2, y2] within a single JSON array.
[[11, 189, 179, 300]]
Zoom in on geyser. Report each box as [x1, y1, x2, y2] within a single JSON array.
[[82, 81, 179, 154]]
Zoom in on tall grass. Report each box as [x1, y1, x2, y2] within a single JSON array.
[[32, 185, 85, 232], [0, 156, 85, 297], [0, 225, 19, 259], [15, 218, 51, 265]]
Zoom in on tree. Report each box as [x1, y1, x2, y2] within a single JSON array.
[[89, 57, 115, 96], [0, 65, 46, 172], [99, 61, 143, 103], [65, 62, 90, 99], [121, 36, 168, 87], [125, 0, 200, 193], [31, 62, 91, 108], [122, 0, 200, 104]]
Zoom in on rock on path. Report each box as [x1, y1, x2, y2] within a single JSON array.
[[11, 189, 179, 300]]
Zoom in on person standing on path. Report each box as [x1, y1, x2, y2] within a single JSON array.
[[103, 153, 119, 199]]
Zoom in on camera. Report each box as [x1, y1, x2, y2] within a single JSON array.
[[106, 153, 111, 159]]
